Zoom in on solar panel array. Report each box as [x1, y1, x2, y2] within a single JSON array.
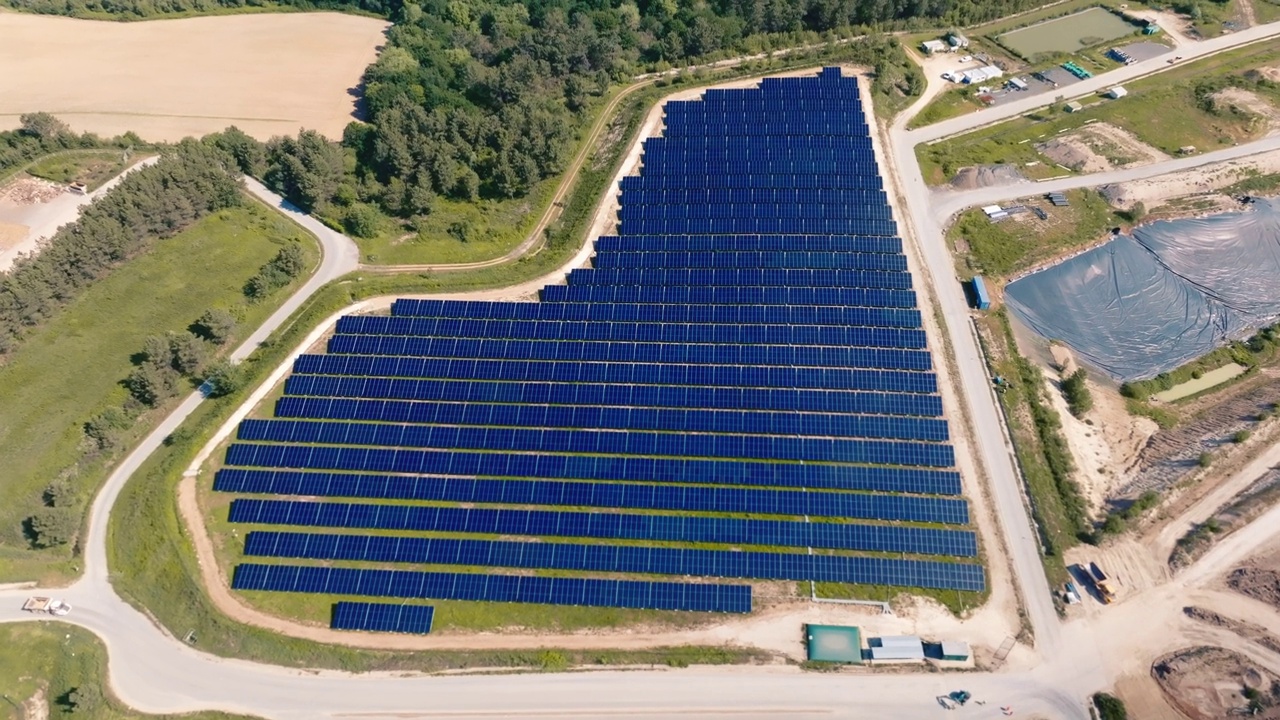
[[331, 601, 436, 634], [217, 68, 984, 620]]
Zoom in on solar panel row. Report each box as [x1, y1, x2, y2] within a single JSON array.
[[325, 336, 934, 371], [215, 469, 970, 522], [566, 268, 910, 289], [224, 443, 963, 494], [290, 355, 940, 394], [229, 498, 978, 556], [391, 296, 916, 320], [618, 173, 883, 189], [618, 218, 898, 236], [590, 234, 902, 253], [236, 418, 956, 467], [537, 285, 920, 309], [273, 397, 951, 441], [331, 601, 435, 634], [594, 251, 907, 271], [234, 564, 751, 613], [243, 531, 985, 591], [332, 320, 931, 350], [282, 376, 946, 418]]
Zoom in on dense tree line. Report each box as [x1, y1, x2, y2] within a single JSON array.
[[0, 141, 243, 355]]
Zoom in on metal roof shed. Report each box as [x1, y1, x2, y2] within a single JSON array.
[[806, 624, 863, 663], [869, 635, 925, 660], [941, 640, 971, 661]]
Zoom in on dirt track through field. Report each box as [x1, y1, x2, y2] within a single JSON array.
[[0, 11, 387, 141]]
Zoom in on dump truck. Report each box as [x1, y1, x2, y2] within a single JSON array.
[[22, 597, 72, 615], [1089, 563, 1117, 604]]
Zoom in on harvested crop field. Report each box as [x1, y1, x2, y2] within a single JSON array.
[[0, 11, 388, 141]]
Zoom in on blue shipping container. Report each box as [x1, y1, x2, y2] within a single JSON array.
[[972, 276, 991, 310]]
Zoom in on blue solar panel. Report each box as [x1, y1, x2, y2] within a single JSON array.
[[215, 469, 969, 521], [233, 564, 752, 613], [216, 68, 986, 599], [242, 532, 986, 592], [331, 601, 435, 634], [230, 498, 978, 556]]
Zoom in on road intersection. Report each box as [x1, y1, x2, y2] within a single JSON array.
[[4, 18, 1280, 719]]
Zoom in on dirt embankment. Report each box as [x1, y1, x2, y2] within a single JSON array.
[[1153, 646, 1280, 719], [1037, 122, 1169, 173], [1183, 606, 1280, 655], [1227, 566, 1280, 613]]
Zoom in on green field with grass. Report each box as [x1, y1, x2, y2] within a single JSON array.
[[0, 624, 259, 720], [948, 188, 1121, 277], [919, 42, 1280, 185], [24, 149, 143, 191], [0, 200, 316, 584]]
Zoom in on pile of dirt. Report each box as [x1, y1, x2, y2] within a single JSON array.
[[1036, 123, 1169, 174], [1227, 566, 1280, 611], [0, 177, 64, 206], [1153, 646, 1280, 720], [1183, 606, 1280, 655], [1209, 87, 1280, 133], [949, 164, 1027, 190], [1037, 137, 1107, 173]]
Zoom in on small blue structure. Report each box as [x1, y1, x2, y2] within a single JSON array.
[[972, 276, 991, 310]]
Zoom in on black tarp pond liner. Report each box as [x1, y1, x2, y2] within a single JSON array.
[[1004, 197, 1280, 381]]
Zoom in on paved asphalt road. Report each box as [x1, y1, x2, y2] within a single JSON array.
[[3, 20, 1280, 719]]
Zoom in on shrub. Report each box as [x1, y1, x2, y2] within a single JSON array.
[[1093, 692, 1128, 720], [193, 308, 237, 344], [26, 507, 78, 548], [1233, 429, 1251, 444], [1061, 368, 1093, 417], [1198, 452, 1213, 468]]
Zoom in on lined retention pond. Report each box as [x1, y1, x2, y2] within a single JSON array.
[[999, 7, 1138, 57], [1004, 198, 1280, 381]]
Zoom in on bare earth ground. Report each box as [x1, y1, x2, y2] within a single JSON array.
[[1037, 122, 1170, 173], [1227, 545, 1280, 612], [1211, 87, 1280, 133], [0, 220, 26, 251], [0, 11, 388, 141], [1153, 646, 1280, 719], [1102, 148, 1280, 209]]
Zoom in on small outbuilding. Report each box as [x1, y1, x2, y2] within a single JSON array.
[[921, 39, 949, 55], [941, 640, 972, 662], [948, 31, 970, 49], [1106, 85, 1128, 99], [806, 624, 863, 664], [1064, 100, 1083, 113], [1008, 77, 1028, 91], [869, 635, 925, 661]]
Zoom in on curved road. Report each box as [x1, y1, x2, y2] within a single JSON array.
[[4, 18, 1280, 719]]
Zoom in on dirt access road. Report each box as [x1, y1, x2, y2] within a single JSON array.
[[0, 11, 387, 141]]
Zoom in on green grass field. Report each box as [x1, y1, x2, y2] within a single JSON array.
[[0, 623, 258, 720], [919, 42, 1280, 185], [949, 188, 1121, 277], [24, 149, 143, 191], [0, 200, 316, 583]]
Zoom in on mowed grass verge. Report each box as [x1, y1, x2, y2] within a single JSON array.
[[917, 41, 1280, 185], [0, 623, 261, 720], [0, 199, 316, 583], [24, 149, 142, 191]]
